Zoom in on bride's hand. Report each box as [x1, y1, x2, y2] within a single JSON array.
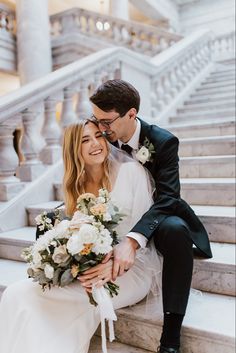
[[112, 237, 138, 281], [78, 259, 113, 293]]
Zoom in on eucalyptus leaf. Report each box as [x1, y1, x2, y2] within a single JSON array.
[[60, 269, 73, 287]]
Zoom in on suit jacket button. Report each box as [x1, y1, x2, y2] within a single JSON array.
[[149, 225, 154, 230], [154, 220, 159, 224]]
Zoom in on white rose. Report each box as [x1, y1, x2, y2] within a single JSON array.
[[93, 229, 112, 255], [32, 251, 42, 267], [52, 245, 70, 264], [70, 211, 94, 230], [67, 232, 84, 255], [135, 146, 150, 164], [79, 224, 98, 244], [44, 264, 54, 279], [54, 220, 70, 239]]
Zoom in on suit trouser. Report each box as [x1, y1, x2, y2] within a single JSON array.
[[153, 215, 194, 315]]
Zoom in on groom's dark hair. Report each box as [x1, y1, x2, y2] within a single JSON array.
[[90, 79, 140, 116]]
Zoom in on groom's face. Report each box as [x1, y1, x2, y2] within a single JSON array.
[[92, 105, 136, 143]]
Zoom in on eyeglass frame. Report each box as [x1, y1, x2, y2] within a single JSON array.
[[90, 113, 124, 129]]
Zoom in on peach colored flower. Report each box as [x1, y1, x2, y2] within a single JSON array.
[[71, 264, 80, 278], [90, 203, 107, 216], [80, 243, 93, 255]]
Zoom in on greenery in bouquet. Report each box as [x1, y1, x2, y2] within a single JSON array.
[[22, 188, 124, 305]]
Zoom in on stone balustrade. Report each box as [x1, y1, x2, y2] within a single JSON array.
[[210, 31, 235, 60], [150, 29, 213, 121], [0, 29, 214, 201], [50, 8, 182, 56]]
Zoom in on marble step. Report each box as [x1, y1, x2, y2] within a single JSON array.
[[25, 202, 236, 243], [181, 178, 235, 206], [114, 292, 235, 353], [210, 68, 235, 77], [0, 259, 234, 353], [191, 205, 235, 244], [170, 109, 235, 124], [192, 242, 235, 296], [179, 135, 235, 157], [26, 201, 65, 227], [199, 80, 235, 90], [205, 75, 235, 83], [0, 226, 35, 262], [167, 119, 235, 138], [89, 336, 152, 353], [179, 156, 235, 178], [0, 224, 233, 296], [178, 100, 235, 113], [189, 92, 235, 102], [195, 84, 235, 95], [0, 259, 27, 299]]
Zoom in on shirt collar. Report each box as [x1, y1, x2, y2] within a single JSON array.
[[118, 119, 141, 150]]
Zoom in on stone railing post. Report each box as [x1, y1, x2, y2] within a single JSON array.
[[61, 86, 77, 128], [40, 96, 62, 164], [17, 108, 44, 181], [76, 79, 92, 120], [0, 119, 25, 201]]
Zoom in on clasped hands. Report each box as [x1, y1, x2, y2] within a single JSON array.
[[78, 237, 138, 293]]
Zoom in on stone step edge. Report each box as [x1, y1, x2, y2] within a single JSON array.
[[90, 336, 153, 353]]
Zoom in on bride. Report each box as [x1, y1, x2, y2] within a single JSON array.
[[0, 120, 161, 353]]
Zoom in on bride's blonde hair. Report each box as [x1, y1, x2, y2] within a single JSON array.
[[62, 120, 111, 216]]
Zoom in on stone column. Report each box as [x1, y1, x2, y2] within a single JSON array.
[[110, 0, 129, 20], [16, 0, 52, 169], [16, 0, 52, 85]]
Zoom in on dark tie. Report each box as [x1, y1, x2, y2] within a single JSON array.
[[121, 144, 133, 156]]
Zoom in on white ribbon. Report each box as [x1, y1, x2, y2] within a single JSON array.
[[92, 286, 117, 353]]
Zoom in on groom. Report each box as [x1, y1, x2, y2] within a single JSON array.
[[89, 79, 212, 353]]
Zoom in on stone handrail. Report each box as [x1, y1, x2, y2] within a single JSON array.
[[0, 29, 213, 202], [50, 7, 182, 56]]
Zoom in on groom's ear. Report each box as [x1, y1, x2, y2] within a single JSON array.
[[128, 108, 137, 119]]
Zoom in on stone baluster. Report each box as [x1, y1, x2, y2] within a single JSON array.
[[61, 86, 77, 128], [111, 23, 119, 42], [83, 15, 90, 34], [6, 13, 15, 34], [107, 64, 115, 80], [0, 11, 7, 33], [162, 72, 173, 104], [61, 13, 76, 34], [17, 108, 45, 181], [155, 77, 166, 113], [169, 68, 178, 97], [40, 96, 62, 164], [174, 64, 185, 91], [0, 118, 25, 201], [76, 80, 92, 120]]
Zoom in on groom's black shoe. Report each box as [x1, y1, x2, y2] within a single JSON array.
[[157, 346, 180, 353]]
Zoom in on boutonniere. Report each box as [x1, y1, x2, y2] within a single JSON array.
[[135, 137, 155, 165]]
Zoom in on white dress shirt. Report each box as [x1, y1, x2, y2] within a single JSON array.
[[118, 119, 148, 249]]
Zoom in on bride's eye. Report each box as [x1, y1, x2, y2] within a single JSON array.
[[96, 133, 103, 138], [82, 139, 89, 143]]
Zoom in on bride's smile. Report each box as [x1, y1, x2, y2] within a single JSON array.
[[81, 122, 108, 166]]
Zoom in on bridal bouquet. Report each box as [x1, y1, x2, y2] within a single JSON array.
[[22, 188, 123, 305]]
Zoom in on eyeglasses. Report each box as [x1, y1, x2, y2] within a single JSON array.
[[90, 114, 121, 129]]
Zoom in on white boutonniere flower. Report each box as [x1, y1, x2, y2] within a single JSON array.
[[135, 137, 155, 165]]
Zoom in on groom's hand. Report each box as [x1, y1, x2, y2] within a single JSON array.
[[112, 237, 139, 281]]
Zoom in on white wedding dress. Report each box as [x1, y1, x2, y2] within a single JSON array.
[[0, 162, 162, 353]]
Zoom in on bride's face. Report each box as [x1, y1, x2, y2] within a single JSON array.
[[81, 122, 108, 166]]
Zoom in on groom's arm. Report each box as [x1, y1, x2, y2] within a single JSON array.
[[112, 134, 180, 280], [131, 134, 180, 239]]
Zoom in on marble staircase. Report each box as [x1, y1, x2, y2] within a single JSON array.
[[0, 62, 235, 352]]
